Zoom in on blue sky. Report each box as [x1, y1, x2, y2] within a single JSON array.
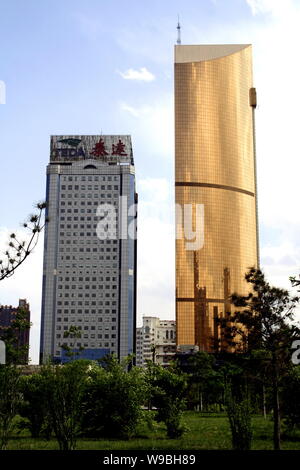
[[1, 0, 300, 362]]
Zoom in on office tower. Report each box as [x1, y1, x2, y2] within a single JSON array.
[[136, 317, 176, 367], [175, 45, 259, 352], [40, 135, 137, 363], [0, 299, 30, 364]]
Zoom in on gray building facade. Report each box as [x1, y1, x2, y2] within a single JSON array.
[[40, 135, 137, 364], [136, 317, 176, 368]]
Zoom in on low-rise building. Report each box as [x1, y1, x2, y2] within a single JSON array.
[[136, 316, 176, 368]]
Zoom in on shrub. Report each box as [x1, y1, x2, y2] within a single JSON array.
[[281, 366, 300, 431], [226, 387, 252, 450], [18, 373, 51, 438], [42, 360, 90, 450], [147, 363, 187, 439], [82, 357, 147, 439], [0, 365, 21, 449]]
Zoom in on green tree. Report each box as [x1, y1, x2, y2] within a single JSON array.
[[187, 351, 223, 411], [42, 360, 90, 450], [0, 365, 21, 449], [147, 362, 187, 438], [18, 372, 51, 438], [225, 385, 252, 450], [82, 356, 147, 439], [61, 325, 84, 361], [221, 267, 300, 450], [281, 366, 300, 431]]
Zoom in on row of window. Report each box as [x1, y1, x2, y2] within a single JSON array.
[[59, 209, 117, 222], [144, 332, 176, 340], [57, 334, 116, 339], [57, 308, 117, 314], [58, 276, 117, 282], [59, 239, 117, 247], [57, 265, 118, 270], [59, 239, 117, 244], [59, 221, 117, 228], [59, 255, 118, 260], [57, 284, 117, 291], [60, 200, 116, 206], [56, 325, 116, 330], [57, 318, 116, 323], [61, 225, 96, 230], [59, 249, 118, 255], [57, 301, 116, 306], [55, 342, 115, 352], [59, 236, 117, 242], [61, 185, 119, 190], [60, 203, 118, 211], [57, 269, 118, 276], [62, 176, 119, 182], [59, 241, 118, 248], [60, 193, 118, 199], [56, 291, 118, 298]]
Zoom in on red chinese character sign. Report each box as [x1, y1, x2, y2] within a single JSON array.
[[90, 138, 108, 157], [112, 139, 128, 156]]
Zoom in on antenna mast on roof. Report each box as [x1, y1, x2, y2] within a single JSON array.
[[177, 16, 181, 45]]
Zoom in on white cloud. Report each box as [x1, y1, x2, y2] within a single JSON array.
[[246, 0, 294, 16], [120, 102, 142, 117], [118, 67, 155, 82]]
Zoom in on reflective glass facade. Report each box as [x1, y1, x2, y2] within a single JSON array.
[[175, 45, 259, 351]]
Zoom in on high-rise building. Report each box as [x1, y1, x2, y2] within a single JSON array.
[[136, 316, 176, 367], [175, 45, 259, 352], [0, 299, 30, 364], [40, 135, 137, 364]]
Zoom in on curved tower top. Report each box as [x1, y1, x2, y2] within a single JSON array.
[[175, 44, 251, 63]]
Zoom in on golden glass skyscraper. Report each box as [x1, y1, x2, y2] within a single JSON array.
[[175, 44, 259, 352]]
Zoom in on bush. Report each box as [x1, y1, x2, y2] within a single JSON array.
[[18, 373, 51, 438], [0, 365, 21, 450], [147, 363, 187, 439], [281, 366, 300, 431], [42, 360, 91, 450], [82, 357, 147, 439], [226, 387, 252, 450]]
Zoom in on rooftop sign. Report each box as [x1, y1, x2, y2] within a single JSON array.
[[50, 135, 133, 164]]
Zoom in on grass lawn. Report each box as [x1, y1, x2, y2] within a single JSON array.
[[6, 411, 300, 450]]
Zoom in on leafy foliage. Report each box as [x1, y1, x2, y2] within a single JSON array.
[[225, 384, 252, 450], [220, 267, 300, 450], [61, 325, 84, 361], [147, 362, 187, 438], [187, 352, 224, 411], [18, 373, 51, 438], [281, 366, 300, 431], [82, 356, 147, 439], [0, 365, 21, 449], [41, 360, 90, 450]]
